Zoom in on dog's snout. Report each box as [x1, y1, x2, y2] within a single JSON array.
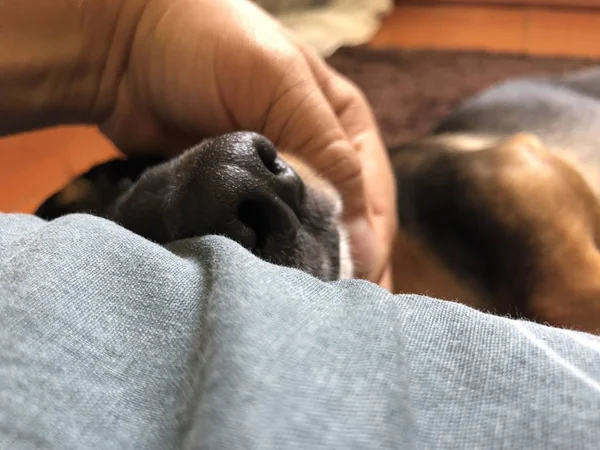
[[235, 134, 305, 249], [182, 132, 305, 251], [250, 134, 305, 217]]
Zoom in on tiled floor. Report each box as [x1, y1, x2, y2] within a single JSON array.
[[3, 3, 600, 213]]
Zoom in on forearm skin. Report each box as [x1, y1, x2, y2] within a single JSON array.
[[0, 0, 143, 136]]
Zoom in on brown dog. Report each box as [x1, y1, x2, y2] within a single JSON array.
[[36, 67, 600, 334]]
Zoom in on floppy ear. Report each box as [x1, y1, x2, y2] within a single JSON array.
[[35, 155, 168, 220], [36, 179, 104, 219]]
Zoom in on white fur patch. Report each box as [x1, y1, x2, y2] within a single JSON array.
[[337, 224, 354, 280], [328, 190, 354, 280], [427, 133, 501, 152]]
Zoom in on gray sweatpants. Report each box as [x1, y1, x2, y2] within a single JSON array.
[[1, 213, 599, 449]]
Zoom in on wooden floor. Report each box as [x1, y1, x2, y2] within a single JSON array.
[[3, 3, 600, 213], [372, 4, 600, 57]]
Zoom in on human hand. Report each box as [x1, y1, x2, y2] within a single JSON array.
[[95, 0, 399, 287]]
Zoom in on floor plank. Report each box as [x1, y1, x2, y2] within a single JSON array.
[[371, 5, 527, 53], [525, 9, 600, 57]]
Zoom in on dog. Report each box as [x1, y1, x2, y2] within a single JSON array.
[[36, 67, 600, 334], [36, 132, 354, 282]]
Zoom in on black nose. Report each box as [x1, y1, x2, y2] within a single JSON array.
[[177, 132, 305, 251]]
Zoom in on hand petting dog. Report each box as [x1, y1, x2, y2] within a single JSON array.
[[0, 0, 397, 289]]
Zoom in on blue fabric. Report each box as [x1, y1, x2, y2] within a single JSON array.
[[1, 213, 599, 449]]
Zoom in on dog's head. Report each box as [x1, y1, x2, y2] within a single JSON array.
[[392, 132, 600, 332], [36, 132, 353, 282]]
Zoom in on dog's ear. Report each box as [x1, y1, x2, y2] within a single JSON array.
[[55, 179, 96, 204], [36, 179, 106, 219], [35, 155, 168, 220]]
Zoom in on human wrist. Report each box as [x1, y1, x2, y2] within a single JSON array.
[[0, 0, 145, 135]]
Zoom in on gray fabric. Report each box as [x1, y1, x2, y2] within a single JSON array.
[[1, 213, 599, 449]]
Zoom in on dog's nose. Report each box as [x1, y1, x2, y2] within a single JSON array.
[[178, 132, 305, 250]]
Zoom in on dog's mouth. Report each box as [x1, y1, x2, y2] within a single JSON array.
[[237, 196, 302, 251], [240, 184, 350, 282]]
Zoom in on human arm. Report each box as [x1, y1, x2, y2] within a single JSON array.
[[0, 0, 397, 287]]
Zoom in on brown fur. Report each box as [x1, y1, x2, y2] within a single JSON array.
[[391, 131, 600, 334]]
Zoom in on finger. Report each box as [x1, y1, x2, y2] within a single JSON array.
[[99, 78, 203, 157], [258, 61, 365, 213], [326, 71, 398, 281], [287, 35, 397, 282], [378, 262, 394, 292]]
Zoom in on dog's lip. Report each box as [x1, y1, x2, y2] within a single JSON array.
[[255, 196, 302, 248], [279, 198, 302, 234], [233, 221, 258, 249], [276, 165, 306, 221]]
